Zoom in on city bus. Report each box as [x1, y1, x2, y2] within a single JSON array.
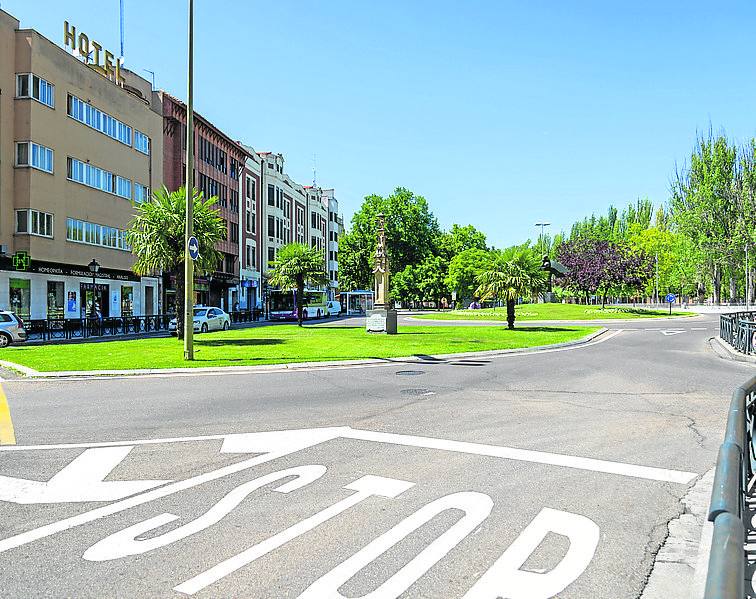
[[268, 289, 329, 320]]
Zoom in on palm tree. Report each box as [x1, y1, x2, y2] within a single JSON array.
[[126, 186, 226, 339], [268, 243, 329, 327], [475, 249, 547, 329]]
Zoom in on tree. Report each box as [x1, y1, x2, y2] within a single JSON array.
[[475, 249, 546, 329], [391, 257, 449, 307], [671, 132, 738, 304], [557, 238, 653, 306], [268, 243, 329, 326], [438, 224, 488, 261], [446, 248, 495, 304], [339, 188, 441, 290], [127, 186, 225, 340]]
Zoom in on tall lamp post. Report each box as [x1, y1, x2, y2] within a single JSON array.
[[534, 222, 551, 257], [183, 0, 195, 360], [87, 258, 100, 317]]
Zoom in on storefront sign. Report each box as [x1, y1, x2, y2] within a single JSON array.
[[0, 257, 140, 282], [64, 21, 126, 86]]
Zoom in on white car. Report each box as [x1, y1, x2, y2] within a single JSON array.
[[169, 307, 231, 334], [326, 300, 342, 316]]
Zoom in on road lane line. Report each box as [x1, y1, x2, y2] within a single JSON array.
[[0, 384, 16, 445], [344, 429, 696, 485]]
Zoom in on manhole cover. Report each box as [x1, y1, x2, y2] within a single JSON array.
[[395, 370, 425, 376], [400, 388, 434, 396]]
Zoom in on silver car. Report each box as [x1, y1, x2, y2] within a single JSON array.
[[0, 311, 27, 347]]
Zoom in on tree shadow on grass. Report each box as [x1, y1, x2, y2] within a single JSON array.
[[197, 338, 286, 347], [510, 326, 580, 332]]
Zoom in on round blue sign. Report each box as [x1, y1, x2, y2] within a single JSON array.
[[187, 236, 200, 261], [665, 293, 676, 303]]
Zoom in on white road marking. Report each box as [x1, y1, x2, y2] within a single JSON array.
[[0, 428, 342, 555], [1, 426, 696, 484], [0, 446, 170, 504], [0, 425, 695, 555], [174, 475, 415, 595], [83, 465, 327, 561], [660, 330, 685, 336], [462, 508, 599, 599], [298, 491, 493, 599], [644, 328, 661, 331], [691, 327, 707, 331]]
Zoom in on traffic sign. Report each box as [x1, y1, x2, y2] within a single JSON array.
[[665, 293, 676, 303], [187, 236, 200, 261]]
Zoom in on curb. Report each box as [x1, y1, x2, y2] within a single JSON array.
[[708, 337, 756, 364], [0, 327, 610, 379], [406, 314, 701, 326]]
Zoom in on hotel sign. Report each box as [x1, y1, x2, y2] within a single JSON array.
[[63, 21, 125, 86]]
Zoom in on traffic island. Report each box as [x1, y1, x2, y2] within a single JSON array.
[[0, 324, 601, 375]]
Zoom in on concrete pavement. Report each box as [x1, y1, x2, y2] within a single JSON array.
[[0, 312, 750, 598]]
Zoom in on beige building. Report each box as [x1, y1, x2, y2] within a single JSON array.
[[0, 9, 162, 320]]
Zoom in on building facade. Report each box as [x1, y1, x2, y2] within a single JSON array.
[[237, 148, 344, 309], [159, 92, 248, 312], [0, 10, 163, 320]]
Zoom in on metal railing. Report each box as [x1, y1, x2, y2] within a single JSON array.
[[720, 312, 756, 356], [23, 310, 260, 343], [705, 375, 756, 599]]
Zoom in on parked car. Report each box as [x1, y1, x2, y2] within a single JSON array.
[[326, 300, 342, 316], [0, 311, 27, 347], [169, 307, 231, 334]]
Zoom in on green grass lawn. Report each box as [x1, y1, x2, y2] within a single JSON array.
[[1, 324, 599, 372], [414, 303, 693, 321]]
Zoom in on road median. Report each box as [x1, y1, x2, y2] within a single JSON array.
[[0, 327, 610, 379]]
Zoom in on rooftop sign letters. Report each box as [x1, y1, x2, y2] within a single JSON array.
[[64, 21, 125, 86]]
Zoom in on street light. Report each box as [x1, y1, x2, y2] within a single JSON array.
[[534, 222, 551, 256], [183, 0, 195, 360], [87, 258, 100, 317]]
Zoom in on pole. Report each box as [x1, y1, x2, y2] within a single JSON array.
[[746, 242, 750, 312], [183, 0, 194, 361], [655, 252, 659, 306]]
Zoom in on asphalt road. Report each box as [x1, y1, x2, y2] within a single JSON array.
[[0, 313, 752, 598]]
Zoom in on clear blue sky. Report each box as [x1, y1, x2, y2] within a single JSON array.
[[5, 0, 756, 247]]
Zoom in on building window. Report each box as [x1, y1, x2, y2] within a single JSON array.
[[268, 247, 275, 263], [246, 176, 253, 199], [134, 184, 150, 204], [268, 215, 275, 237], [67, 94, 132, 146], [230, 190, 239, 213], [16, 209, 54, 238], [311, 212, 318, 228], [67, 157, 132, 199], [16, 73, 54, 108], [247, 244, 256, 270], [15, 141, 54, 173], [230, 222, 239, 243], [267, 184, 275, 206], [224, 254, 235, 273], [311, 236, 317, 248], [66, 217, 130, 251], [134, 130, 150, 154]]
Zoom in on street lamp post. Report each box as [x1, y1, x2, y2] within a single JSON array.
[[534, 222, 551, 257], [183, 0, 195, 360], [87, 258, 100, 317]]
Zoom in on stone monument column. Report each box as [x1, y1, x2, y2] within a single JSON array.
[[366, 213, 397, 334]]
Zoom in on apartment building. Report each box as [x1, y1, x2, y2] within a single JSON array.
[[0, 10, 163, 320], [159, 92, 248, 312], [238, 148, 343, 309]]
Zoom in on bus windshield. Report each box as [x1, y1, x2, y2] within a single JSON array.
[[269, 291, 295, 312]]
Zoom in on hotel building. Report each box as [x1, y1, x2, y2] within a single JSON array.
[[0, 9, 163, 320]]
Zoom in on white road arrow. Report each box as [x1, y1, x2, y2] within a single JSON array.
[[0, 446, 170, 504], [660, 330, 685, 336]]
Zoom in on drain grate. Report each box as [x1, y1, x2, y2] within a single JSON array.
[[395, 370, 425, 376]]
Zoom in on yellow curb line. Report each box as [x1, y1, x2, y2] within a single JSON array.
[[0, 384, 16, 445]]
